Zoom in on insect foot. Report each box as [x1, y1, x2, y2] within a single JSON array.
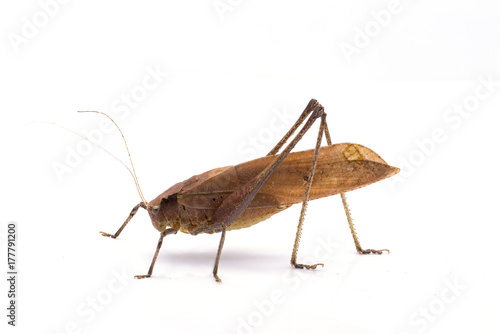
[[99, 231, 117, 238], [134, 274, 151, 279], [292, 262, 324, 270], [358, 248, 390, 255]]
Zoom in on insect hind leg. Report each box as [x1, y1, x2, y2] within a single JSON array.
[[319, 106, 389, 256], [267, 98, 319, 156], [290, 112, 328, 270], [341, 193, 390, 255]]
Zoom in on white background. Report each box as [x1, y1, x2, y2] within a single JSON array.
[[1, 1, 500, 333]]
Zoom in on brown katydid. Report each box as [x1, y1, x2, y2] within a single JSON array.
[[82, 99, 399, 282]]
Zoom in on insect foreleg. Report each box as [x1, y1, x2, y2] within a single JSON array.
[[100, 202, 146, 238]]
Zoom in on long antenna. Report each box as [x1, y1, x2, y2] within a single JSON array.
[[30, 120, 136, 183], [78, 111, 148, 205]]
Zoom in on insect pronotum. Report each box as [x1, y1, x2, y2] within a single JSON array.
[[81, 99, 400, 282]]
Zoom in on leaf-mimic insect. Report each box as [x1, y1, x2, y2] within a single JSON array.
[[82, 99, 399, 282]]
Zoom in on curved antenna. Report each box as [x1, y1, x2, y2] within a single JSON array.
[[29, 120, 137, 185], [78, 111, 148, 205]]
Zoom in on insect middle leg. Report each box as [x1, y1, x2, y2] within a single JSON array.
[[135, 228, 178, 279], [100, 202, 146, 238], [212, 228, 226, 283]]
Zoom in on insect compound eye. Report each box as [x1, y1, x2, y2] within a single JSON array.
[[151, 206, 160, 215]]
